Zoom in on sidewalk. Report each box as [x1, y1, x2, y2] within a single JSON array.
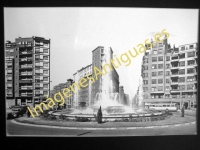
[[14, 112, 196, 128]]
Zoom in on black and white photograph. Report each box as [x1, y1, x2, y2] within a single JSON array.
[[4, 7, 198, 136]]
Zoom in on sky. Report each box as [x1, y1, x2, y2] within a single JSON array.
[[4, 8, 199, 100]]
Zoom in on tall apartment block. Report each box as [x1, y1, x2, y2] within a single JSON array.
[[5, 36, 50, 108], [141, 37, 197, 109], [91, 46, 119, 105]]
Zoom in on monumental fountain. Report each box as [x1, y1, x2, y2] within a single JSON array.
[[49, 47, 166, 122]]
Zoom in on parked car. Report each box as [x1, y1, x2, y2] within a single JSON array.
[[8, 105, 16, 109], [7, 105, 28, 119]]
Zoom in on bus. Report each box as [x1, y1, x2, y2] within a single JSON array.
[[145, 103, 178, 112]]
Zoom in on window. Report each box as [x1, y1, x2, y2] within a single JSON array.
[[179, 53, 185, 59], [180, 85, 185, 90], [152, 57, 157, 62], [143, 87, 148, 92], [153, 50, 157, 54], [152, 79, 156, 84], [158, 71, 163, 76], [151, 87, 156, 91], [158, 56, 163, 61], [44, 77, 48, 81], [179, 77, 185, 83], [166, 71, 170, 76], [44, 84, 48, 88], [43, 56, 48, 60], [101, 49, 104, 53], [166, 64, 170, 68], [187, 51, 195, 57], [152, 64, 157, 69], [158, 49, 162, 54], [143, 80, 148, 85], [165, 94, 170, 98], [44, 70, 48, 74], [166, 56, 170, 61], [179, 69, 185, 74], [179, 61, 185, 66], [158, 64, 163, 69], [187, 76, 196, 82], [188, 60, 195, 65], [145, 58, 148, 63], [143, 73, 148, 77], [158, 86, 163, 91], [187, 84, 194, 90], [187, 68, 195, 74], [181, 46, 185, 51], [189, 45, 194, 49], [43, 91, 48, 96], [166, 86, 170, 91], [43, 49, 48, 53], [144, 65, 148, 70], [145, 52, 149, 56], [152, 72, 157, 76], [158, 79, 163, 84], [44, 63, 48, 67]]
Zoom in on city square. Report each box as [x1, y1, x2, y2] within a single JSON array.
[[5, 8, 198, 136]]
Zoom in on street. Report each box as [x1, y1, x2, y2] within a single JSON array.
[[7, 119, 196, 136]]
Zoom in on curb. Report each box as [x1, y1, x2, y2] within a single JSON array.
[[12, 119, 196, 130]]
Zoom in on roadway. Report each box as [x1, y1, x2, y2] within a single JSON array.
[[7, 119, 196, 136]]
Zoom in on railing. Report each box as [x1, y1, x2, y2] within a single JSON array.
[[19, 57, 33, 61], [20, 72, 32, 75], [19, 80, 32, 83], [19, 94, 33, 97], [171, 89, 179, 91], [20, 65, 33, 68], [19, 51, 33, 55], [19, 86, 33, 89]]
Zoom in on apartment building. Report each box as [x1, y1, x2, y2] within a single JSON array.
[[5, 36, 50, 108], [73, 64, 92, 108], [141, 37, 197, 109], [52, 79, 74, 108], [91, 46, 119, 105]]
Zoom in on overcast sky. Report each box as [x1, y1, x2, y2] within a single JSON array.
[[4, 8, 198, 99]]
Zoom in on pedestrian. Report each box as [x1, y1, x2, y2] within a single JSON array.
[[97, 106, 102, 123], [181, 103, 185, 117], [27, 110, 31, 117]]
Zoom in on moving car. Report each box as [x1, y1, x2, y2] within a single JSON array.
[[7, 105, 28, 119]]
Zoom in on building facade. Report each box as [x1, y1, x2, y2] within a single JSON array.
[[73, 64, 92, 108], [91, 46, 119, 105], [141, 37, 197, 109], [5, 37, 50, 108]]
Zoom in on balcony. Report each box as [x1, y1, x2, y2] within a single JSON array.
[[19, 51, 33, 55], [19, 80, 32, 83], [19, 57, 33, 62], [171, 89, 180, 93], [171, 81, 179, 85], [171, 58, 179, 62], [171, 65, 179, 70], [19, 86, 33, 90], [19, 93, 33, 97], [20, 65, 33, 69], [18, 43, 32, 47], [20, 72, 32, 75], [7, 85, 12, 88], [7, 63, 12, 66], [171, 73, 179, 77]]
